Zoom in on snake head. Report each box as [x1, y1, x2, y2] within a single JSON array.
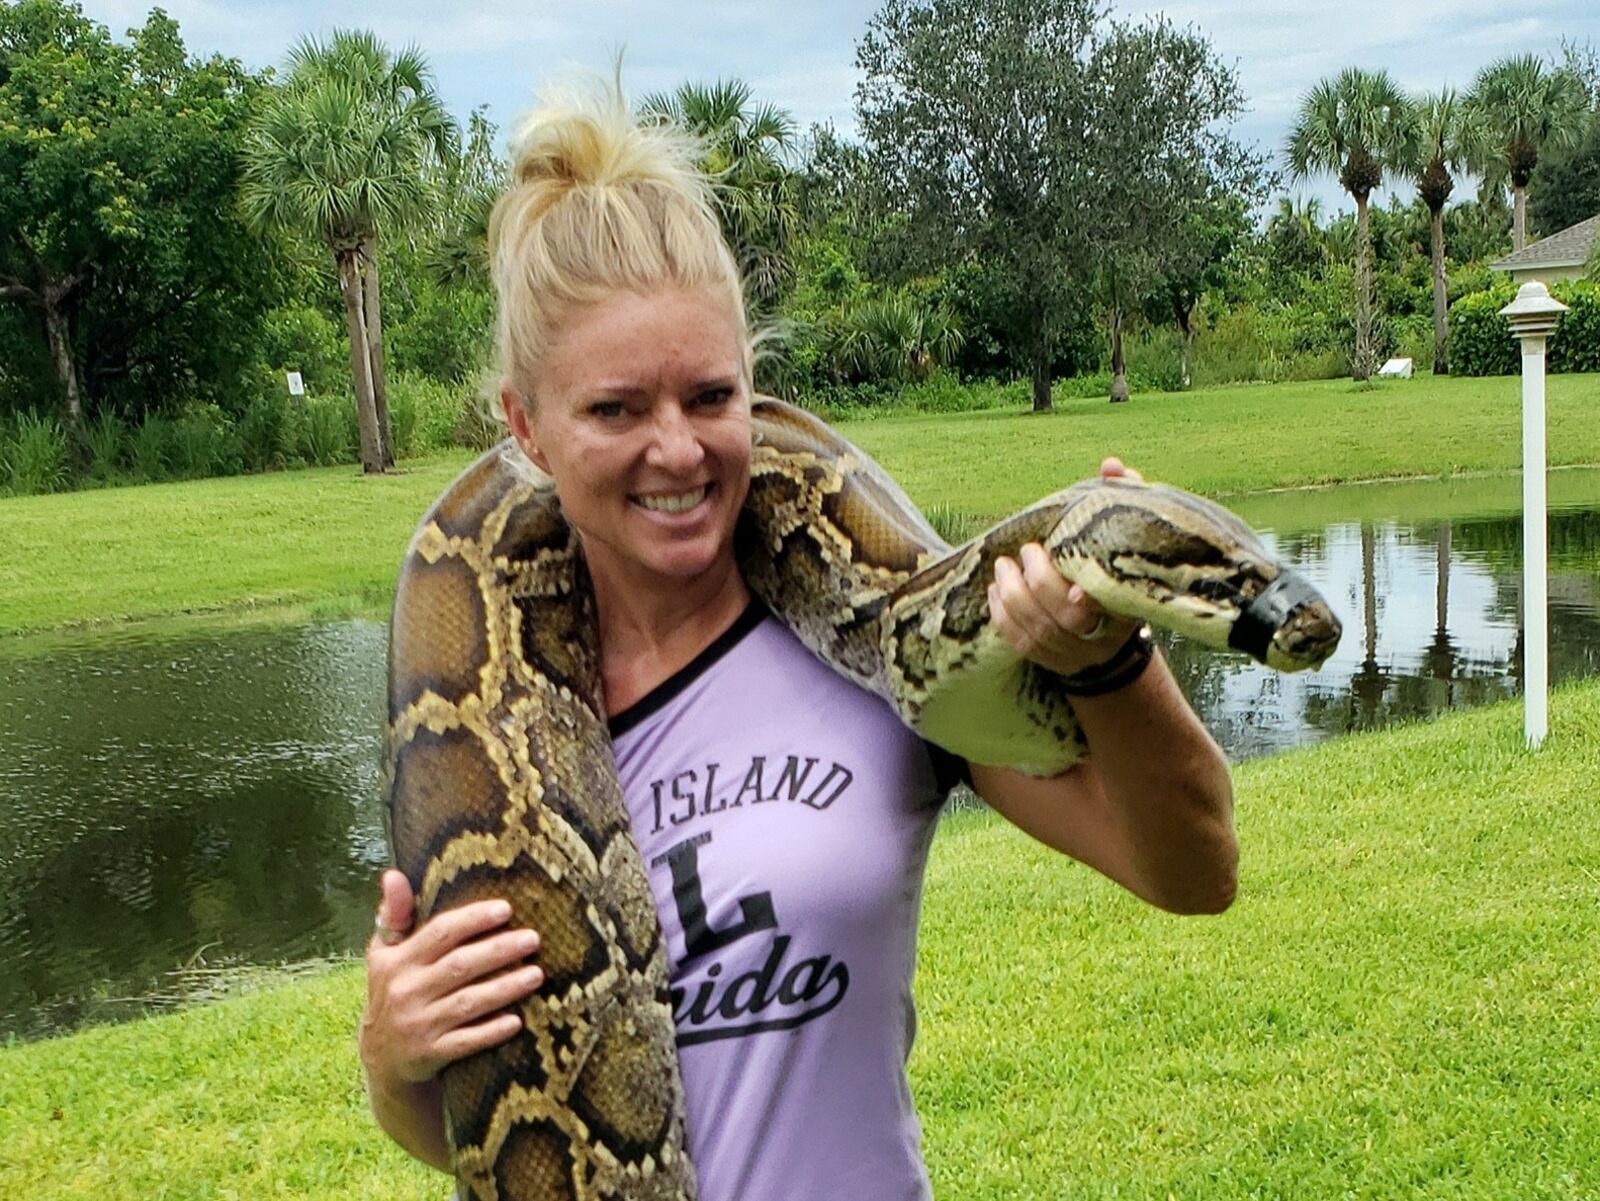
[[1060, 480, 1342, 671]]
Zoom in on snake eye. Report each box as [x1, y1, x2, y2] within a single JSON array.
[[1190, 576, 1245, 607]]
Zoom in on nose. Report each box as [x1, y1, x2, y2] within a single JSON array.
[[644, 402, 706, 474]]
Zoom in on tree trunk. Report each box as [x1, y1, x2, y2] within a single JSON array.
[[41, 295, 83, 427], [360, 235, 395, 469], [1108, 305, 1129, 403], [1174, 300, 1195, 390], [1353, 193, 1375, 381], [1030, 349, 1052, 413], [1513, 186, 1527, 252], [1429, 206, 1450, 375], [338, 248, 384, 474]]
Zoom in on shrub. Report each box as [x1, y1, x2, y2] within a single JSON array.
[[258, 305, 347, 394], [130, 416, 174, 482], [387, 372, 465, 458], [237, 392, 294, 472], [1447, 285, 1519, 376], [1, 411, 69, 495], [168, 407, 242, 480], [78, 410, 127, 484], [1549, 281, 1600, 374], [454, 390, 505, 452], [297, 396, 357, 466]]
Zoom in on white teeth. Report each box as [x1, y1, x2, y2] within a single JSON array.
[[636, 486, 708, 514]]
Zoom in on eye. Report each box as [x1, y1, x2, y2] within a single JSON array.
[[692, 387, 734, 408], [587, 400, 625, 419]]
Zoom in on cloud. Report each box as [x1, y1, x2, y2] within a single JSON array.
[[74, 0, 1600, 214]]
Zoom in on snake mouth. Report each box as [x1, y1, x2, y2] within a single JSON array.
[[1229, 569, 1343, 670]]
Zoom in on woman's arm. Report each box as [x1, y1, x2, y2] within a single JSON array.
[[971, 458, 1237, 914]]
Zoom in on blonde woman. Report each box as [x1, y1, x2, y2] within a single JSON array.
[[359, 75, 1235, 1199]]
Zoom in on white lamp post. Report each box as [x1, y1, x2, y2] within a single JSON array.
[[1499, 281, 1568, 749]]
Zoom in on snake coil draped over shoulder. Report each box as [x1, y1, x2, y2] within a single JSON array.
[[384, 396, 1342, 1201]]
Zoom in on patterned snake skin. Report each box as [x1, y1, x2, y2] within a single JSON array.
[[384, 396, 1342, 1200]]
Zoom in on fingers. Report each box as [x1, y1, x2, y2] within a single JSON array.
[[432, 926, 542, 995], [370, 870, 415, 951], [403, 899, 517, 966], [1100, 456, 1145, 484], [989, 545, 1103, 653], [433, 1011, 526, 1066]]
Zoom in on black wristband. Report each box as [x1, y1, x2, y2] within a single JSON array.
[[1057, 623, 1155, 697]]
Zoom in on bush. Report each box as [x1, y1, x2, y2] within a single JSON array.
[[1448, 280, 1600, 376], [296, 396, 357, 466], [237, 392, 294, 472], [1549, 281, 1600, 374], [130, 416, 174, 482], [0, 411, 69, 495], [258, 305, 347, 395], [1447, 285, 1519, 376], [78, 410, 127, 484], [169, 407, 242, 480], [387, 372, 466, 458]]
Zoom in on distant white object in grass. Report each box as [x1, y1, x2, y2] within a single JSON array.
[[1377, 357, 1413, 378], [1500, 281, 1569, 750], [286, 371, 305, 397]]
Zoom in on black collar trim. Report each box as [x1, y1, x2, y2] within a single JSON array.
[[608, 598, 770, 738]]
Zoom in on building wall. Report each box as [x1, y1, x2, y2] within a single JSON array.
[[1510, 264, 1587, 285]]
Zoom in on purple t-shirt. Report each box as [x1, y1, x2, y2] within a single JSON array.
[[610, 601, 959, 1201]]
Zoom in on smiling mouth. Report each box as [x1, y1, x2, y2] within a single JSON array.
[[633, 484, 711, 514]]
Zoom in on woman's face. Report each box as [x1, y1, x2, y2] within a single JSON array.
[[503, 285, 753, 593]]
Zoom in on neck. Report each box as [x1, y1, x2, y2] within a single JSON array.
[[587, 549, 751, 716]]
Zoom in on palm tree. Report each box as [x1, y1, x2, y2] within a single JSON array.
[[1287, 69, 1414, 381], [639, 79, 799, 311], [1402, 91, 1469, 374], [1466, 54, 1588, 251], [240, 31, 455, 473]]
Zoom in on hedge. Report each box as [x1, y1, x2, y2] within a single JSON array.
[[1449, 279, 1600, 376]]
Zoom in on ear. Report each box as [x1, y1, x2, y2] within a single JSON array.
[[500, 387, 551, 475]]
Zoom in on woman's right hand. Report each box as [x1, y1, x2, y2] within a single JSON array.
[[359, 869, 545, 1089]]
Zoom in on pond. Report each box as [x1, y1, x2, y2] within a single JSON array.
[[3, 468, 1600, 1041]]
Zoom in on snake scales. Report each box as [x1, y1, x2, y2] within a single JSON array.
[[384, 395, 1341, 1201]]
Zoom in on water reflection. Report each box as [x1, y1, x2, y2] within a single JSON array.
[[0, 622, 388, 1039], [3, 485, 1600, 1040], [1161, 505, 1600, 759]]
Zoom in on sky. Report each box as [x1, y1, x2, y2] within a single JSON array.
[[78, 0, 1600, 215]]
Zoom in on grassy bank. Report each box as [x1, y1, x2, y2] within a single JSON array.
[[3, 374, 1598, 635], [3, 681, 1597, 1198]]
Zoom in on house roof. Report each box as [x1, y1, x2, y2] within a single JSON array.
[[1491, 214, 1600, 271]]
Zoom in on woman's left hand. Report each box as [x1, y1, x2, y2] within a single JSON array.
[[987, 456, 1145, 678]]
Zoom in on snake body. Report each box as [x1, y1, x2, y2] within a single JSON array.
[[384, 396, 1341, 1201]]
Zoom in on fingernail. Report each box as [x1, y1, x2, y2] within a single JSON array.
[[518, 930, 540, 952], [492, 901, 512, 921]]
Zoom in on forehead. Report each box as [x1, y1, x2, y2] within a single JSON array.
[[538, 286, 746, 395]]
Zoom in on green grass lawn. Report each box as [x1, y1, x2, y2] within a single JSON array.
[[3, 374, 1598, 634], [4, 680, 1596, 1198]]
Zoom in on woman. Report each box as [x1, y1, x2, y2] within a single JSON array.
[[359, 76, 1236, 1199]]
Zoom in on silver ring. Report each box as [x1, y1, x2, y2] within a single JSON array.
[[373, 914, 408, 946], [1076, 613, 1111, 642]]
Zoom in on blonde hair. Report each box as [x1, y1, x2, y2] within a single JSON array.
[[489, 72, 749, 403]]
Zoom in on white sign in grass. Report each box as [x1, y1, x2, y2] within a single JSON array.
[[286, 371, 305, 397], [1499, 282, 1568, 750], [1376, 357, 1413, 378]]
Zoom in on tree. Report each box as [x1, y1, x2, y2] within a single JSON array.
[[1083, 19, 1262, 401], [1145, 197, 1252, 388], [1529, 119, 1600, 238], [1287, 68, 1414, 380], [0, 1, 277, 427], [1402, 90, 1470, 374], [240, 31, 455, 473], [640, 79, 799, 312], [856, 0, 1251, 411], [1466, 54, 1587, 251]]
